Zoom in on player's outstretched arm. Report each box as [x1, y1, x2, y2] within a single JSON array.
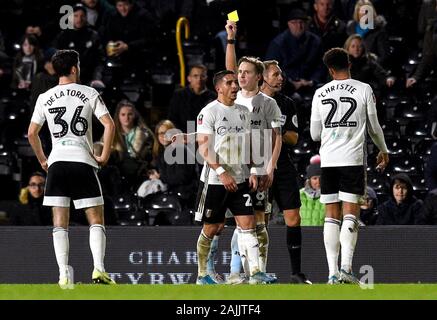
[[95, 113, 115, 166], [28, 122, 48, 172], [225, 20, 238, 73]]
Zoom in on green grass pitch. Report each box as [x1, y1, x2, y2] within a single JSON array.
[[1, 284, 437, 300]]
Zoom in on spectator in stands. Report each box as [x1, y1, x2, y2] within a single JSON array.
[[101, 0, 156, 82], [30, 48, 58, 108], [17, 172, 51, 225], [11, 34, 44, 90], [53, 4, 105, 87], [417, 0, 437, 47], [308, 0, 347, 52], [81, 0, 115, 31], [420, 188, 437, 224], [406, 2, 437, 88], [346, 0, 390, 66], [344, 34, 395, 92], [359, 186, 378, 225], [30, 48, 58, 155], [425, 141, 437, 191], [149, 119, 198, 209], [110, 100, 154, 190], [376, 173, 424, 225], [167, 65, 216, 132], [265, 8, 325, 94], [299, 162, 325, 226]]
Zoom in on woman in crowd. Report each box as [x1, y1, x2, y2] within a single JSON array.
[[110, 99, 154, 190], [11, 34, 44, 90]]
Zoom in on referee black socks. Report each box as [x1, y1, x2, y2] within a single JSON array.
[[286, 226, 302, 275]]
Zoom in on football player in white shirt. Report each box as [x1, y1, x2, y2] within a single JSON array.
[[195, 70, 275, 284], [216, 20, 282, 284], [311, 48, 389, 284], [28, 50, 116, 286]]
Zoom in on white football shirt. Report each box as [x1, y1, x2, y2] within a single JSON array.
[[236, 91, 282, 174], [197, 100, 251, 185], [31, 83, 109, 168], [311, 79, 378, 167]]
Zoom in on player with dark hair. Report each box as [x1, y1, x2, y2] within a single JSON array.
[[311, 48, 389, 284], [221, 20, 282, 284], [28, 49, 116, 286], [195, 70, 275, 285]]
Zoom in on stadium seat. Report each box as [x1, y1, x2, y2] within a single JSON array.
[[414, 138, 435, 158], [388, 155, 423, 174], [140, 192, 185, 226], [385, 138, 413, 158], [113, 194, 145, 226], [381, 121, 401, 139], [366, 174, 388, 196], [409, 174, 428, 200], [406, 121, 430, 139]]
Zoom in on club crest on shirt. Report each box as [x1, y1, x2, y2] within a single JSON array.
[[197, 114, 203, 125]]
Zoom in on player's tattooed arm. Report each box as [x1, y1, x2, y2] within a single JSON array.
[[225, 20, 238, 73], [95, 113, 115, 166]]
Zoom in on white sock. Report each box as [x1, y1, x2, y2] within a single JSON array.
[[197, 230, 213, 277], [323, 218, 341, 278], [256, 223, 269, 272], [206, 235, 220, 274], [340, 214, 359, 273], [238, 228, 260, 276], [230, 228, 242, 274], [53, 227, 69, 277], [89, 224, 106, 272]]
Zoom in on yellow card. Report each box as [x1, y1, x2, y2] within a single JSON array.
[[228, 10, 239, 22]]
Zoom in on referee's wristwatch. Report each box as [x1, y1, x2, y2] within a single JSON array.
[[215, 166, 226, 176]]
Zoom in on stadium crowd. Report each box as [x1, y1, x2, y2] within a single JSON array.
[[0, 0, 437, 227]]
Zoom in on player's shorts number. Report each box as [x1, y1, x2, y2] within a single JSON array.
[[49, 106, 88, 137], [322, 97, 357, 128], [243, 194, 252, 207]]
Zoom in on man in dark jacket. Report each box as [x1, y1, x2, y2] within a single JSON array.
[[53, 4, 105, 86], [406, 5, 437, 88], [265, 9, 325, 93], [376, 173, 424, 225], [308, 0, 347, 52], [102, 0, 156, 82], [81, 0, 115, 31], [168, 65, 216, 132]]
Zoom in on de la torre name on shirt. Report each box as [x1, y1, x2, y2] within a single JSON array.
[[43, 89, 90, 107]]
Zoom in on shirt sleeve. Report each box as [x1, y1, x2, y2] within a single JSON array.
[[30, 95, 46, 126], [365, 85, 388, 153], [266, 99, 282, 129], [310, 91, 322, 141], [196, 107, 215, 134], [365, 84, 378, 116], [90, 89, 109, 119], [282, 97, 299, 133]]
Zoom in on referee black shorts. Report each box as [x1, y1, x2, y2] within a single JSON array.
[[271, 164, 301, 211], [43, 161, 104, 209]]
